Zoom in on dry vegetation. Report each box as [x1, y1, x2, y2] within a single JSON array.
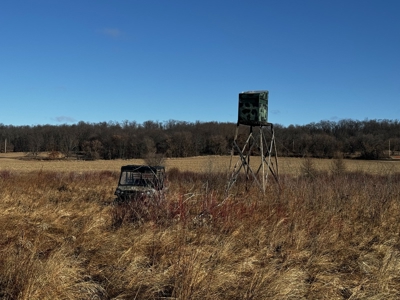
[[1, 154, 400, 299]]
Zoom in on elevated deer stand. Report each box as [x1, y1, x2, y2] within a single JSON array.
[[226, 90, 279, 194]]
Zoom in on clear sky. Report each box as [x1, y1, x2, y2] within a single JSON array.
[[1, 0, 399, 127]]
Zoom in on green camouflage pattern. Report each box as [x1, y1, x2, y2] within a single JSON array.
[[238, 91, 268, 126]]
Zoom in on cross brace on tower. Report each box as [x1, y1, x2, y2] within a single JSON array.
[[226, 122, 279, 194]]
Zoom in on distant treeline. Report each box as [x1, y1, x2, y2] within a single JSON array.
[[0, 119, 399, 160]]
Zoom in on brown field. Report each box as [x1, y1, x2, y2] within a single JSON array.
[[1, 153, 400, 299], [1, 152, 400, 175]]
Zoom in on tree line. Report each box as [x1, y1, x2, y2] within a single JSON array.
[[0, 119, 399, 160]]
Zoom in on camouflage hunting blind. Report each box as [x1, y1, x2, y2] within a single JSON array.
[[227, 90, 278, 194], [238, 90, 269, 126]]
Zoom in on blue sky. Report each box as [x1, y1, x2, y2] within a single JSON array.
[[1, 0, 399, 127]]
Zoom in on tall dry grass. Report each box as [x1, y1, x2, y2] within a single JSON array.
[[1, 161, 400, 299]]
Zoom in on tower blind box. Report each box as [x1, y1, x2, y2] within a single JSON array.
[[238, 90, 268, 126]]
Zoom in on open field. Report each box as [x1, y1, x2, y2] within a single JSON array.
[[1, 152, 400, 175], [1, 153, 400, 299]]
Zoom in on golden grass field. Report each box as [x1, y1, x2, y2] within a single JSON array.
[[1, 153, 400, 299], [1, 152, 400, 175]]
